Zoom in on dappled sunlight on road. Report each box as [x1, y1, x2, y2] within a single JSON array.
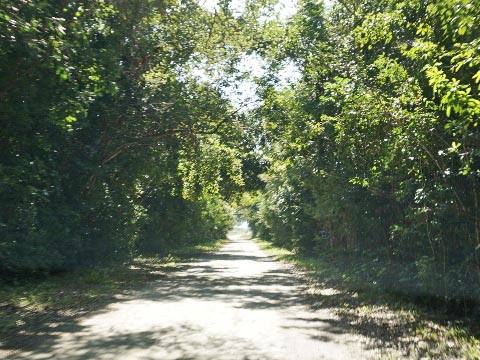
[[11, 226, 390, 360]]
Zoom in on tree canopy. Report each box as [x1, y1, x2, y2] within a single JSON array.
[[1, 0, 480, 310], [0, 0, 271, 272], [243, 0, 480, 306]]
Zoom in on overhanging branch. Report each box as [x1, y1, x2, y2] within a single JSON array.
[[101, 128, 190, 165], [99, 106, 242, 166]]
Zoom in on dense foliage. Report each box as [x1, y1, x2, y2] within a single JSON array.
[[244, 0, 480, 309], [0, 0, 270, 273], [2, 0, 479, 315]]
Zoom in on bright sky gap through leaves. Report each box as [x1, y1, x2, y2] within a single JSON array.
[[194, 0, 306, 109]]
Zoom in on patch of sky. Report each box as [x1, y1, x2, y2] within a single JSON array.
[[189, 0, 334, 110], [199, 0, 299, 21]]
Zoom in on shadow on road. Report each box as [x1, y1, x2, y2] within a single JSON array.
[[4, 231, 393, 359]]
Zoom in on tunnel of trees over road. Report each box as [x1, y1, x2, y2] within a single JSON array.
[[1, 0, 479, 312]]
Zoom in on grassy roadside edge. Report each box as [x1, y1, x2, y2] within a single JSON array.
[[0, 237, 228, 356], [254, 237, 480, 359]]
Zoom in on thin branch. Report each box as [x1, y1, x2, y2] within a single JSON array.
[[101, 128, 190, 165], [99, 105, 242, 166], [336, 0, 356, 16]]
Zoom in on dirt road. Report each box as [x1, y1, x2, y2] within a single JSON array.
[[11, 226, 390, 359]]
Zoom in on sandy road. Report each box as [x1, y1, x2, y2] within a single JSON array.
[[11, 226, 388, 360]]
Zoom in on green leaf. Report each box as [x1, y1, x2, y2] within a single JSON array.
[[445, 106, 451, 117], [472, 71, 480, 84]]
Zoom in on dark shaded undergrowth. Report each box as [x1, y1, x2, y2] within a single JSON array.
[[256, 238, 480, 359], [0, 238, 227, 358]]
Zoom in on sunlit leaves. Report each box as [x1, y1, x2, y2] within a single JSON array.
[[247, 0, 480, 302], [1, 0, 268, 273]]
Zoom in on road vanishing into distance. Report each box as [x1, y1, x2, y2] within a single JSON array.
[[10, 225, 394, 359]]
